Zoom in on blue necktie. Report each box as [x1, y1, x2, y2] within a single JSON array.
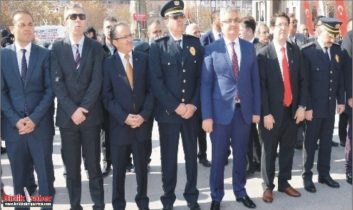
[[21, 49, 27, 82]]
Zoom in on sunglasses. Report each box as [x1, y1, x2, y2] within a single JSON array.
[[67, 13, 86, 20], [170, 14, 185, 20], [152, 30, 162, 34]]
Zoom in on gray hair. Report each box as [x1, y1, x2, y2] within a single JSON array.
[[256, 23, 269, 36], [64, 2, 85, 20], [110, 22, 130, 40]]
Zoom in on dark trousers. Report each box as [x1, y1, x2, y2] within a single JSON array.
[[260, 107, 296, 190], [346, 116, 352, 173], [303, 117, 335, 180], [197, 119, 208, 160], [296, 122, 306, 146], [6, 135, 54, 210], [60, 126, 104, 210], [247, 123, 261, 171], [339, 112, 349, 145], [102, 109, 111, 166], [210, 108, 250, 201], [158, 118, 199, 207], [111, 142, 149, 210]]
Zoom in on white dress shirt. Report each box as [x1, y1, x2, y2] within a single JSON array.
[[273, 41, 289, 79], [15, 42, 31, 75], [223, 37, 241, 69], [70, 36, 85, 59]]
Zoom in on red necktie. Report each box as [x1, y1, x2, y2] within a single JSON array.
[[230, 42, 239, 80], [281, 47, 292, 107]]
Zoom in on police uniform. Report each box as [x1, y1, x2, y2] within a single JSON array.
[[148, 0, 203, 209], [302, 18, 345, 191]]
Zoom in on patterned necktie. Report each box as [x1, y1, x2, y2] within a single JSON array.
[[124, 54, 133, 89], [75, 44, 80, 69], [230, 42, 239, 80], [21, 49, 27, 82], [281, 47, 292, 107]]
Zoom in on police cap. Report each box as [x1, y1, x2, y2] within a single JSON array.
[[160, 0, 184, 18], [317, 17, 342, 37]]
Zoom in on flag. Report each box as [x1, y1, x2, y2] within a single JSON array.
[[303, 0, 314, 35], [335, 0, 348, 36]]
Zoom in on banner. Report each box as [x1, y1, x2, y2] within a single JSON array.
[[335, 0, 348, 37], [303, 0, 314, 35]]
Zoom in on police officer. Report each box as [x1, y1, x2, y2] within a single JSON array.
[[302, 17, 346, 193], [148, 1, 203, 209]]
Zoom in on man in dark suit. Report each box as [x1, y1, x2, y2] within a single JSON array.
[[51, 3, 105, 210], [239, 15, 262, 175], [200, 10, 222, 47], [102, 22, 154, 210], [202, 7, 261, 210], [149, 1, 203, 209], [1, 9, 55, 209], [301, 17, 345, 193], [100, 15, 118, 176], [342, 30, 352, 184], [257, 13, 307, 203]]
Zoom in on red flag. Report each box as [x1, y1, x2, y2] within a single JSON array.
[[303, 0, 314, 36], [335, 0, 348, 36]]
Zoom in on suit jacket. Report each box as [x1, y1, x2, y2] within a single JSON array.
[[51, 36, 105, 128], [342, 31, 352, 101], [201, 38, 261, 125], [102, 51, 154, 146], [289, 33, 309, 47], [149, 34, 204, 123], [257, 41, 307, 124], [1, 44, 54, 141], [200, 30, 215, 47], [301, 41, 345, 118]]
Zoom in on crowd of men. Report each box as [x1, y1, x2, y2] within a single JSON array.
[[1, 0, 352, 210]]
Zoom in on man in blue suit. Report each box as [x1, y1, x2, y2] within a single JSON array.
[[102, 22, 154, 210], [200, 10, 222, 47], [1, 9, 55, 209], [201, 7, 261, 210]]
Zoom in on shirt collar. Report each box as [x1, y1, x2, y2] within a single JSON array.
[[273, 40, 287, 52], [118, 50, 132, 61], [15, 42, 31, 54], [70, 35, 85, 47], [223, 36, 239, 47], [169, 32, 183, 41], [317, 38, 328, 51]]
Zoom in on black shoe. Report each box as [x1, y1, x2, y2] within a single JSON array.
[[210, 201, 220, 210], [318, 176, 340, 188], [225, 159, 229, 165], [102, 163, 111, 177], [340, 141, 346, 147], [347, 172, 352, 184], [199, 158, 211, 167], [254, 162, 261, 172], [303, 179, 316, 193], [27, 185, 38, 196], [187, 202, 201, 210], [162, 204, 173, 210], [331, 141, 339, 147], [236, 196, 256, 208], [126, 162, 134, 172], [1, 147, 6, 154], [295, 144, 303, 150]]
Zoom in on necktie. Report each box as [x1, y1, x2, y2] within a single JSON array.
[[124, 54, 133, 89], [21, 49, 27, 82], [75, 44, 81, 69], [230, 42, 239, 80], [218, 33, 222, 39], [324, 47, 330, 61], [281, 47, 292, 107], [175, 40, 182, 50]]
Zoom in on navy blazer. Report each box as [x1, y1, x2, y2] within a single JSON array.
[[200, 30, 215, 47], [1, 44, 54, 141], [102, 51, 154, 146], [201, 38, 261, 125]]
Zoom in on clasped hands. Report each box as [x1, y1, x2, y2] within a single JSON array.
[[175, 103, 197, 119], [16, 117, 36, 135], [125, 114, 145, 128], [71, 107, 89, 125]]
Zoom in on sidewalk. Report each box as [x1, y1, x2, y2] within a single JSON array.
[[1, 120, 352, 210]]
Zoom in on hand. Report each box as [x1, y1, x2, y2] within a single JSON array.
[[182, 104, 197, 119], [348, 98, 353, 108], [305, 110, 313, 121], [175, 103, 187, 116], [130, 115, 145, 128], [294, 107, 305, 124], [252, 115, 260, 123], [264, 114, 275, 131], [337, 104, 345, 114], [16, 118, 27, 135], [125, 114, 138, 126], [21, 117, 36, 134], [71, 107, 89, 125], [202, 119, 213, 133]]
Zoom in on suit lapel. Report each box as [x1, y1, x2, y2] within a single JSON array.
[[268, 42, 283, 82], [63, 37, 77, 71], [314, 41, 330, 65], [8, 44, 23, 86], [286, 42, 295, 77], [220, 38, 236, 80], [25, 44, 37, 86], [132, 51, 140, 90], [79, 37, 89, 72], [167, 35, 182, 64], [114, 53, 132, 91]]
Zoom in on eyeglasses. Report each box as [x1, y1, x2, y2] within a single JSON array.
[[114, 33, 134, 40], [152, 30, 162, 34], [221, 18, 240, 24], [169, 14, 185, 20], [274, 23, 289, 28], [67, 13, 86, 20]]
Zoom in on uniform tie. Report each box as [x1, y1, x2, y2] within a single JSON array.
[[281, 47, 292, 107], [124, 54, 133, 89]]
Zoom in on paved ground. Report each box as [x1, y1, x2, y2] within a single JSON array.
[[1, 117, 352, 210]]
